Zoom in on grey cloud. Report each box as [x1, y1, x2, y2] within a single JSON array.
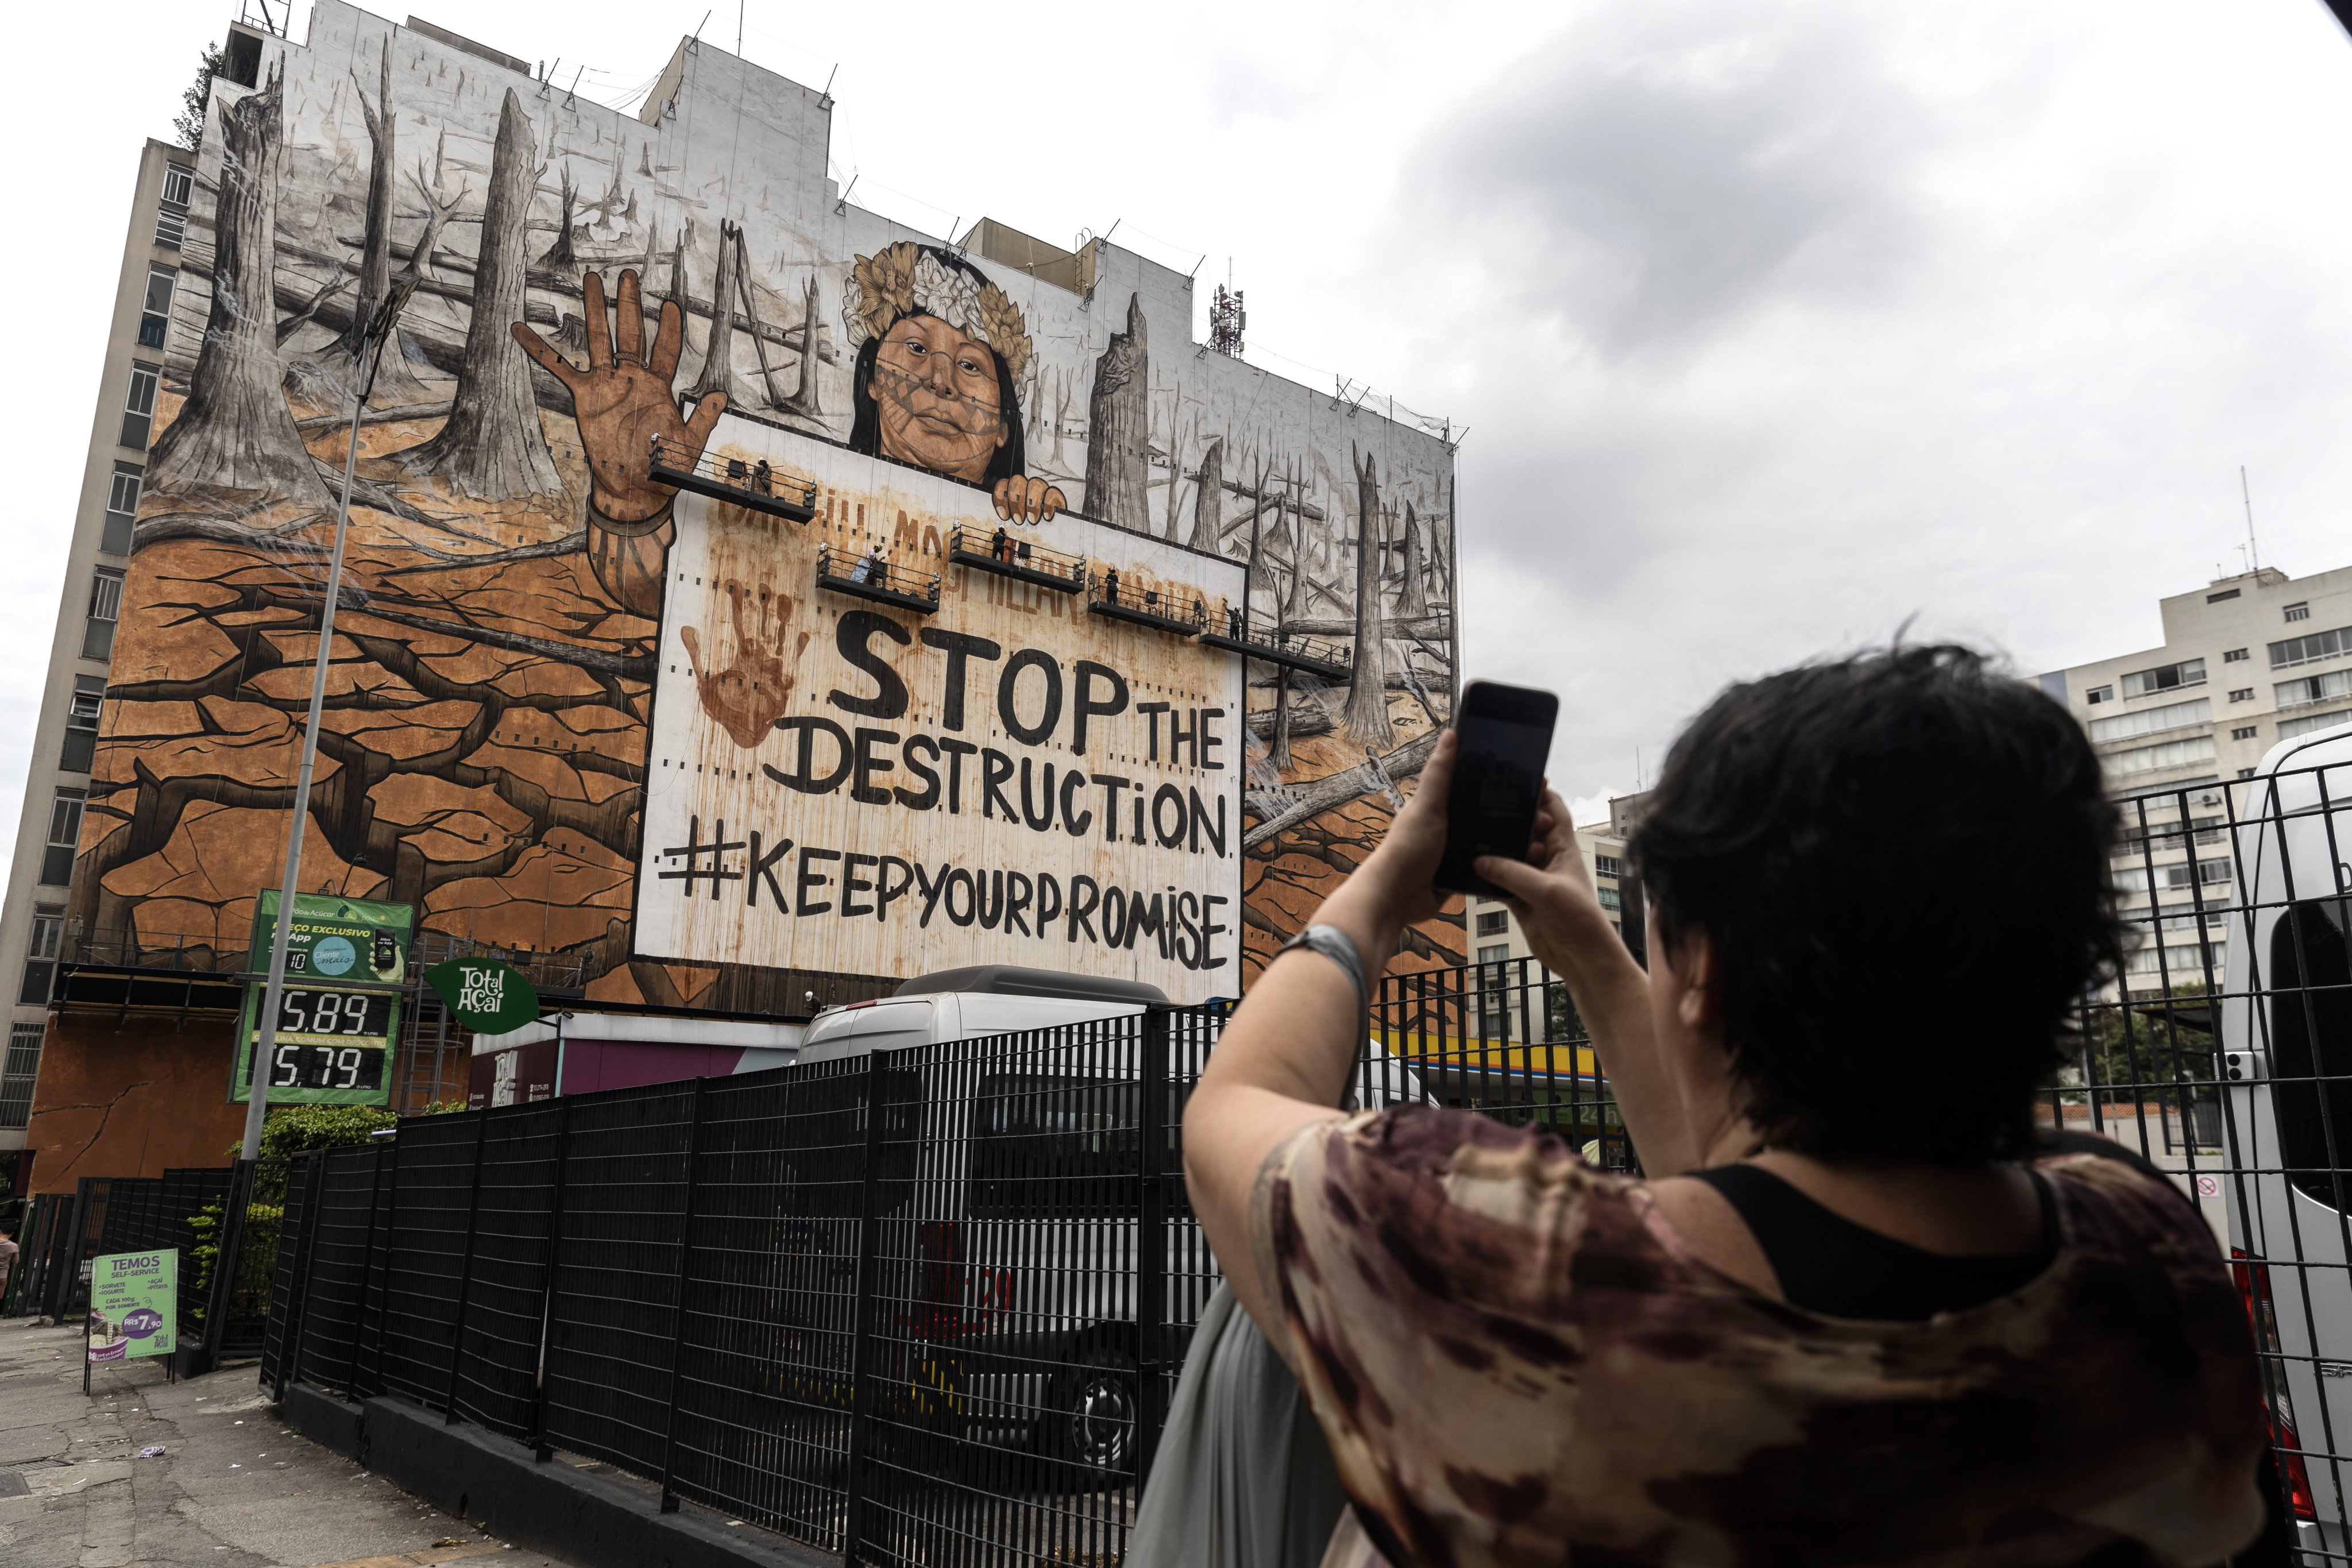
[[1413, 2, 1936, 357]]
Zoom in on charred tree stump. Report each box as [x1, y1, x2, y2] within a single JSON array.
[[334, 41, 396, 362], [149, 64, 331, 511], [1188, 437, 1224, 554], [692, 219, 748, 407], [403, 89, 562, 499], [782, 272, 823, 418], [1399, 499, 1429, 619], [1084, 294, 1150, 532], [1342, 446, 1396, 748], [538, 164, 577, 269]]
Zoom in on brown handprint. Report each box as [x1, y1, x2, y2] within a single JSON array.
[[679, 581, 814, 748], [512, 269, 725, 619]]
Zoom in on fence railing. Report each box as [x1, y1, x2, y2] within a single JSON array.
[[257, 987, 1625, 1563]]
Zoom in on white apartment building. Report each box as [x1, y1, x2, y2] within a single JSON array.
[[1466, 793, 1644, 969], [2038, 561, 2352, 988], [0, 136, 195, 1187]]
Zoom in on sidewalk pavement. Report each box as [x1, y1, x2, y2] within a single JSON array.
[[0, 1316, 580, 1568]]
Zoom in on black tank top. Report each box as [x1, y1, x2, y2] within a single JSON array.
[[1685, 1161, 2060, 1321]]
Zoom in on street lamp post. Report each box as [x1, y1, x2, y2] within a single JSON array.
[[239, 280, 418, 1161]]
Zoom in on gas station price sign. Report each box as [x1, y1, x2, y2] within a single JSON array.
[[233, 893, 415, 1107]]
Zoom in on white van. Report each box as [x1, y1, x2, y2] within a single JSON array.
[[2218, 720, 2352, 1561], [785, 965, 1419, 1477]]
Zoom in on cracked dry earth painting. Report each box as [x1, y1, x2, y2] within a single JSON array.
[[88, 2, 1463, 1012]]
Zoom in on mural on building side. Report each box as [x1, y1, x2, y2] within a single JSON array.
[[84, 1, 1462, 1014]]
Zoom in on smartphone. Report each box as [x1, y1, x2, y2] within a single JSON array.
[[1435, 681, 1560, 897]]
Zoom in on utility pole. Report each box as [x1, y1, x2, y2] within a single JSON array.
[[240, 279, 417, 1160]]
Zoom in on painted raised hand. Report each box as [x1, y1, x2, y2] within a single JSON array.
[[512, 269, 726, 617]]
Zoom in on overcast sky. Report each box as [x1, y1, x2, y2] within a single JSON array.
[[7, 0, 2351, 853]]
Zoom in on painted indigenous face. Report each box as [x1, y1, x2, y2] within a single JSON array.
[[870, 314, 1006, 482]]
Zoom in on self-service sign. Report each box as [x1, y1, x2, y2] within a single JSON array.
[[87, 1249, 176, 1365]]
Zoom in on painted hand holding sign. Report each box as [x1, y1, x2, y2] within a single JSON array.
[[634, 422, 1245, 1001]]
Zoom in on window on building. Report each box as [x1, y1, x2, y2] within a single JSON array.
[[1594, 854, 1623, 878], [154, 211, 187, 249], [2121, 659, 2206, 698], [156, 164, 193, 249], [2088, 696, 2210, 744], [2226, 648, 2250, 663], [1477, 943, 1511, 964], [2277, 669, 2352, 711], [2240, 767, 2257, 778], [1597, 887, 1623, 911], [82, 569, 125, 660], [2231, 725, 2260, 741], [0, 1021, 44, 1131], [1474, 910, 1508, 936], [20, 914, 62, 1006], [2085, 685, 2114, 704], [2285, 602, 2311, 623], [2230, 688, 2254, 702], [120, 361, 159, 449], [2208, 588, 2241, 604], [2102, 733, 2218, 778], [2117, 815, 2226, 855], [161, 164, 192, 207], [137, 267, 175, 349], [2279, 712, 2352, 744], [60, 675, 105, 773], [2272, 626, 2351, 670], [102, 462, 141, 555], [41, 789, 84, 886]]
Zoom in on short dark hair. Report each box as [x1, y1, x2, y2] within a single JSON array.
[[1629, 644, 2122, 1165]]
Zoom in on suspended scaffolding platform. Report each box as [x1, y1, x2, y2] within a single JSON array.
[[648, 437, 818, 523], [945, 524, 1087, 594], [816, 545, 942, 614], [1198, 620, 1355, 679], [1089, 577, 1210, 637]]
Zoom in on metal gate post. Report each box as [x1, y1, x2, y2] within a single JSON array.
[[369, 1132, 403, 1397], [1136, 1007, 1171, 1489], [657, 1077, 713, 1512], [528, 1096, 576, 1462], [342, 1143, 388, 1399], [276, 1153, 331, 1400], [198, 1160, 257, 1361], [839, 1050, 890, 1565], [442, 1110, 494, 1424]]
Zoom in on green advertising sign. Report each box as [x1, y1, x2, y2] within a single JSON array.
[[425, 957, 540, 1035], [87, 1248, 176, 1367], [233, 893, 416, 1107]]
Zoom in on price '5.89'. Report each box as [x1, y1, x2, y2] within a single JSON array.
[[273, 988, 392, 1040]]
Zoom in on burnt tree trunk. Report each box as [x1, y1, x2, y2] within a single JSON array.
[[403, 89, 562, 498], [538, 164, 577, 269], [334, 40, 396, 361], [1188, 437, 1225, 554], [1342, 447, 1396, 748], [1399, 499, 1428, 619], [663, 228, 688, 308], [692, 219, 747, 405], [782, 271, 823, 418], [149, 65, 331, 510], [1084, 294, 1150, 531]]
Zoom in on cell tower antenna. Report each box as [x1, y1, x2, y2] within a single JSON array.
[[2241, 464, 2260, 573], [1210, 269, 1246, 358]]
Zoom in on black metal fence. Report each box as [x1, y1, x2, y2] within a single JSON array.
[[258, 987, 1631, 1564]]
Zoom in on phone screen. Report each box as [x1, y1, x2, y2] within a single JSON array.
[[1437, 682, 1559, 897]]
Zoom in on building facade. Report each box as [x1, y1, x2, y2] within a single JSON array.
[[0, 137, 196, 1192], [1465, 795, 1644, 974], [2038, 561, 2352, 987], [12, 5, 1463, 1191]]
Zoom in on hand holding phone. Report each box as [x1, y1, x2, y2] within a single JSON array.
[[1436, 681, 1560, 897]]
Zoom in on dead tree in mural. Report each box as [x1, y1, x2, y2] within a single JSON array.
[[1343, 447, 1396, 748], [1189, 437, 1225, 553], [148, 66, 331, 513], [783, 272, 822, 418], [1084, 295, 1150, 531], [1399, 499, 1429, 619], [692, 219, 748, 406], [404, 90, 562, 497], [538, 165, 578, 269], [334, 40, 397, 365]]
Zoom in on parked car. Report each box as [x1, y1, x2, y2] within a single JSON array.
[[2219, 720, 2352, 1562]]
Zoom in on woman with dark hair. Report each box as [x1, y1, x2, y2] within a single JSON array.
[[843, 241, 1065, 523], [1183, 646, 2266, 1566]]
